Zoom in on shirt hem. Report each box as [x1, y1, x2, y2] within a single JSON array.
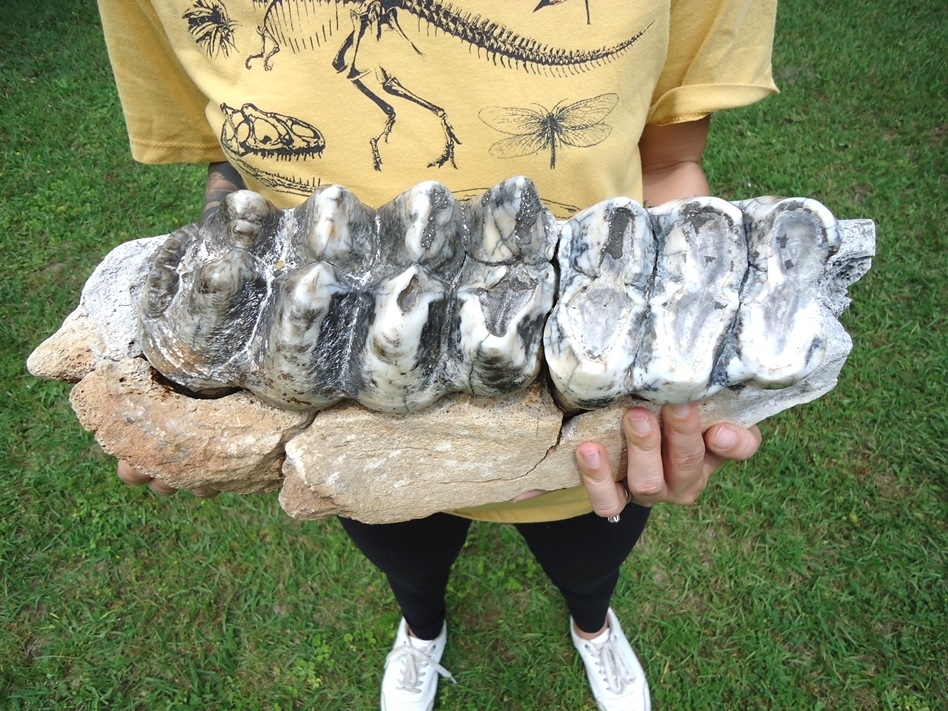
[[447, 486, 594, 523], [648, 82, 778, 126], [130, 138, 227, 165]]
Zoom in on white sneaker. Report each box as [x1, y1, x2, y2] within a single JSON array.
[[570, 609, 651, 711], [380, 618, 455, 711]]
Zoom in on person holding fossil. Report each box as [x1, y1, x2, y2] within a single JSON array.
[[102, 1, 775, 708]]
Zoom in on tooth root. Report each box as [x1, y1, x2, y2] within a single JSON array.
[[544, 198, 655, 411], [728, 197, 841, 388], [632, 197, 747, 402]]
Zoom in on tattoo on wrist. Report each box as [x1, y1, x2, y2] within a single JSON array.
[[203, 162, 247, 221]]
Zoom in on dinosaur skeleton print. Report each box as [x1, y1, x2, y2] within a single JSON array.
[[102, 0, 777, 213], [172, 0, 654, 205]]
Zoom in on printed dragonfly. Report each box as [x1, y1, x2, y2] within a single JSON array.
[[479, 93, 619, 169]]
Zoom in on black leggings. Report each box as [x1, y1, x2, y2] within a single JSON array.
[[339, 503, 651, 639]]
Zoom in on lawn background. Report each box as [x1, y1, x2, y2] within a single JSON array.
[[1, 0, 945, 709]]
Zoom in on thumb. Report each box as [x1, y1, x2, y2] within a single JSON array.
[[705, 424, 762, 462]]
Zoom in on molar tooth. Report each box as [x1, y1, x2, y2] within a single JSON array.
[[356, 266, 451, 413], [448, 178, 557, 396], [140, 225, 196, 319], [465, 176, 557, 264], [727, 197, 841, 388], [291, 184, 377, 275], [378, 181, 465, 277], [631, 197, 747, 402], [453, 261, 555, 396], [135, 180, 862, 415], [218, 190, 279, 251], [141, 249, 267, 392], [247, 262, 348, 410], [544, 198, 656, 411]]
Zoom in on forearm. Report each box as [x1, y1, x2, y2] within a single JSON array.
[[638, 116, 711, 207], [641, 160, 710, 207], [203, 161, 247, 221]]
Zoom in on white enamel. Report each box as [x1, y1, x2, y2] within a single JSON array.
[[727, 197, 841, 388], [543, 198, 655, 410], [455, 262, 555, 396], [138, 179, 852, 414], [631, 197, 746, 402], [356, 266, 449, 413], [248, 261, 346, 409]]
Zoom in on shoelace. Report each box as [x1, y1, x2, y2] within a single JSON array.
[[586, 634, 637, 694], [385, 641, 456, 694]]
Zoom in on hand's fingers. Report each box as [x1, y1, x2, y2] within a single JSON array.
[[118, 459, 211, 498], [575, 442, 627, 517], [117, 460, 152, 487], [148, 478, 179, 496], [622, 408, 665, 505], [659, 403, 708, 503]]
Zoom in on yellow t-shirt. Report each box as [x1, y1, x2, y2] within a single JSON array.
[[98, 0, 777, 521]]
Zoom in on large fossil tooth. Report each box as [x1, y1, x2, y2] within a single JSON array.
[[356, 265, 452, 413], [140, 191, 284, 394], [140, 239, 268, 393], [464, 175, 558, 265], [453, 261, 556, 396], [134, 179, 859, 415], [290, 183, 377, 274], [631, 197, 747, 403], [141, 225, 194, 321], [726, 197, 841, 388], [451, 177, 557, 397], [29, 179, 876, 523], [246, 262, 349, 410], [543, 198, 656, 411], [377, 180, 465, 277]]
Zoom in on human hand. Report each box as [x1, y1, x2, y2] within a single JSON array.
[[575, 403, 761, 517], [116, 460, 219, 498]]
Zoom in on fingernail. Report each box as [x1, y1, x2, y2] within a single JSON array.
[[671, 403, 693, 418], [580, 449, 600, 467], [712, 428, 737, 449], [628, 413, 651, 436]]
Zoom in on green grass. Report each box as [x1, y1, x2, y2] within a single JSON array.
[[2, 1, 946, 709]]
